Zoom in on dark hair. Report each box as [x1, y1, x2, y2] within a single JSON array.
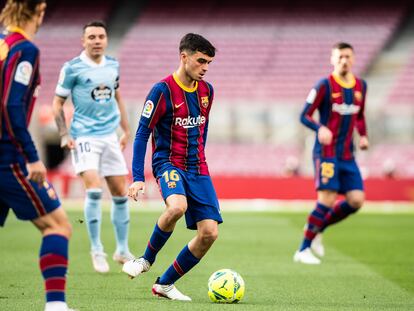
[[83, 20, 107, 33], [179, 33, 216, 57], [332, 42, 354, 51], [0, 0, 46, 27]]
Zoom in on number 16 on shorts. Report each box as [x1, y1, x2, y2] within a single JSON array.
[[159, 169, 186, 199]]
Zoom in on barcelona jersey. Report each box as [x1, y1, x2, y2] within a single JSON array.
[[300, 73, 367, 160], [133, 73, 214, 181], [0, 27, 41, 164]]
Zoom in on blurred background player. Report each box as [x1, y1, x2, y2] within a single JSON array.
[[294, 42, 369, 264], [0, 1, 74, 310], [123, 33, 222, 301], [52, 20, 133, 273]]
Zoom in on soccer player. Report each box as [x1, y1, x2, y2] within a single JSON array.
[[294, 42, 369, 264], [0, 1, 74, 310], [52, 21, 133, 273], [122, 33, 222, 301]]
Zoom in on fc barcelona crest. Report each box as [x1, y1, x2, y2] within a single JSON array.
[[201, 96, 209, 108], [354, 91, 363, 102]]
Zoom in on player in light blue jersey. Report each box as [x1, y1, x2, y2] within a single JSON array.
[[52, 21, 133, 273]]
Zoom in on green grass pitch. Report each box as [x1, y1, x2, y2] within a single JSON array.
[[1, 201, 414, 310]]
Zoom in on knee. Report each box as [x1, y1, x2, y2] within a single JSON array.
[[347, 198, 364, 209], [199, 227, 218, 246], [166, 205, 187, 221], [347, 193, 365, 210]]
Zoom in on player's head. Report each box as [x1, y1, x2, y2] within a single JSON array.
[[0, 0, 46, 32], [179, 33, 216, 81], [82, 20, 108, 59], [331, 42, 354, 76]]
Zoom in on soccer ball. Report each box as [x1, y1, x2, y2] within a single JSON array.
[[207, 269, 245, 303]]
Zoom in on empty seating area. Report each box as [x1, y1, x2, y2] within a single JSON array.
[[118, 0, 406, 103], [35, 0, 115, 105], [387, 48, 414, 105]]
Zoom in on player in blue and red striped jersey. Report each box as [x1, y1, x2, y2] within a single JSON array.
[[0, 1, 73, 310], [294, 42, 369, 264], [123, 33, 222, 301]]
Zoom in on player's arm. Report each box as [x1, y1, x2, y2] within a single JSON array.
[[53, 64, 76, 149], [115, 89, 130, 151], [52, 95, 74, 149], [357, 81, 369, 150], [129, 84, 166, 201], [300, 81, 332, 145], [3, 45, 45, 184]]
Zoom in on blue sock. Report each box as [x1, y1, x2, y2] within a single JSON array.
[[39, 235, 68, 303], [84, 189, 103, 252], [111, 196, 130, 254], [300, 202, 330, 251], [143, 223, 172, 264], [158, 245, 200, 285]]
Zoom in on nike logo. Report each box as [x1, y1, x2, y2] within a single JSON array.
[[175, 102, 185, 109], [332, 92, 341, 99]]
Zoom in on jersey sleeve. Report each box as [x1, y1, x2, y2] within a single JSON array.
[[300, 79, 327, 132], [356, 80, 368, 136], [55, 62, 76, 98], [4, 44, 40, 163], [139, 83, 166, 130]]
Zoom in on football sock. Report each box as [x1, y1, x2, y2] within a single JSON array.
[[143, 223, 172, 264], [300, 202, 330, 251], [39, 235, 68, 303], [111, 196, 130, 254], [158, 245, 200, 285], [84, 189, 103, 252], [321, 200, 359, 232]]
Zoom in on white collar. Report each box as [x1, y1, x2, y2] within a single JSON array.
[[80, 51, 106, 68]]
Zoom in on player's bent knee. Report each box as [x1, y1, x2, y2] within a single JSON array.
[[348, 198, 364, 210], [199, 228, 218, 246], [166, 205, 187, 220]]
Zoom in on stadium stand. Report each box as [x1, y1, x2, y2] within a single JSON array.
[[387, 48, 414, 105]]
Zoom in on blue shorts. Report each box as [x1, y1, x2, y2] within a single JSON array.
[[313, 157, 364, 194], [156, 164, 222, 230], [0, 162, 61, 227]]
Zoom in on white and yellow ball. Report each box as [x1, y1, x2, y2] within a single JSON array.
[[207, 269, 245, 303]]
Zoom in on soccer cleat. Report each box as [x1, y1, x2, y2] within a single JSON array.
[[293, 248, 321, 265], [113, 251, 135, 264], [44, 301, 78, 311], [91, 251, 110, 273], [122, 257, 150, 279], [152, 278, 191, 301], [311, 233, 325, 257]]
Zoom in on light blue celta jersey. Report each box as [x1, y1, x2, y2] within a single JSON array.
[[55, 51, 120, 139]]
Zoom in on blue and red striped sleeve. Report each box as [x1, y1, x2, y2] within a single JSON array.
[[132, 83, 166, 182], [300, 79, 327, 132], [3, 44, 40, 163], [356, 80, 367, 137]]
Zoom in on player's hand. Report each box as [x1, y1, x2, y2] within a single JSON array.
[[128, 181, 145, 201], [119, 132, 129, 151], [359, 136, 369, 150], [27, 160, 47, 186], [60, 134, 75, 149], [318, 126, 333, 145]]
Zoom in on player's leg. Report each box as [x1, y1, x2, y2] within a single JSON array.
[[294, 190, 336, 264], [152, 174, 222, 301], [1, 163, 73, 311], [320, 160, 364, 231], [123, 193, 187, 278], [32, 208, 72, 311], [80, 170, 108, 273], [71, 136, 108, 272], [294, 157, 339, 264], [105, 174, 134, 263], [100, 135, 132, 263]]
